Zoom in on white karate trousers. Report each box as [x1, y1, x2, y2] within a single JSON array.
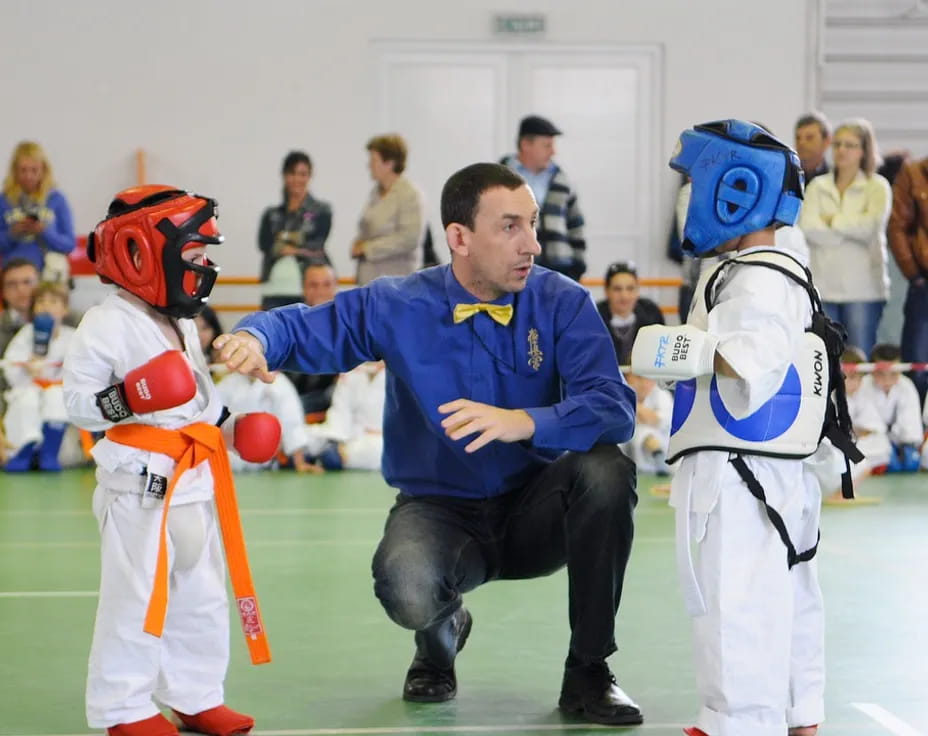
[[86, 488, 229, 728], [673, 455, 825, 736]]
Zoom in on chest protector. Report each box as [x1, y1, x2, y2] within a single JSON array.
[[667, 250, 854, 467]]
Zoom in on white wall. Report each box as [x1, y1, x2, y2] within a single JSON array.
[[1, 0, 812, 294]]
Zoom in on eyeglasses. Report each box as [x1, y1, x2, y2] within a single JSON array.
[[832, 140, 862, 150]]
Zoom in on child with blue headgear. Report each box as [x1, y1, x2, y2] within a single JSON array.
[[631, 120, 853, 736]]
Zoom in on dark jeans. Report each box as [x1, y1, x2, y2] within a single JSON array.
[[371, 444, 637, 667], [901, 280, 928, 404], [822, 300, 885, 358]]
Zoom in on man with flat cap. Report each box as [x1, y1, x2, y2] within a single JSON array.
[[501, 115, 587, 280]]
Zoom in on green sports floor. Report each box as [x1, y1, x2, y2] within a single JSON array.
[[1, 468, 925, 736]]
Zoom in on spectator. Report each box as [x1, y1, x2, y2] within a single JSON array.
[[352, 134, 424, 286], [621, 371, 672, 476], [302, 262, 337, 306], [501, 115, 586, 280], [859, 343, 924, 472], [840, 346, 891, 485], [887, 153, 928, 404], [0, 258, 40, 355], [794, 112, 832, 184], [596, 261, 664, 366], [799, 118, 892, 356], [877, 149, 911, 187], [3, 282, 75, 471], [0, 141, 75, 282], [287, 263, 339, 414], [258, 150, 332, 310]]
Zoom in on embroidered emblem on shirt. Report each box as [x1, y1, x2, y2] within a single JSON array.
[[527, 328, 543, 371]]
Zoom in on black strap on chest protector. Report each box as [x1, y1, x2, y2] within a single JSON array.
[[729, 454, 819, 568]]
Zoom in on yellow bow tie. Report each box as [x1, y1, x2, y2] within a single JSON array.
[[453, 302, 514, 326]]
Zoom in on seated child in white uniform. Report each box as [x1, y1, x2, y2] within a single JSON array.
[[859, 344, 924, 472], [621, 371, 673, 475], [3, 281, 75, 471], [843, 347, 891, 477], [303, 361, 386, 471]]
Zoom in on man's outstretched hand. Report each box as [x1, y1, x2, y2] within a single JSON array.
[[213, 332, 276, 383]]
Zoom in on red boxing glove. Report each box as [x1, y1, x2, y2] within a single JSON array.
[[233, 412, 282, 463], [96, 350, 197, 423]]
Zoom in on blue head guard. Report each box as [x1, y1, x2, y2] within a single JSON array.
[[670, 119, 804, 256]]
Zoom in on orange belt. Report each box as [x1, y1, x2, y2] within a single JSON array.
[[33, 378, 62, 389], [105, 422, 270, 665]]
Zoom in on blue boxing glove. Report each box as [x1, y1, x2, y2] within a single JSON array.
[[32, 312, 55, 357]]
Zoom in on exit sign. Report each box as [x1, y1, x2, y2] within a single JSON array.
[[493, 13, 546, 36]]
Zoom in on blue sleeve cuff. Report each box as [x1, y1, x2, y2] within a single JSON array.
[[524, 406, 559, 449]]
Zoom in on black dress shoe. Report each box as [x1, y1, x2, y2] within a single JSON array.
[[558, 661, 643, 725], [402, 608, 473, 703]]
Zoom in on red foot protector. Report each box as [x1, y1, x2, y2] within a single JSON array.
[[172, 705, 254, 736], [107, 713, 179, 736], [683, 729, 709, 736]]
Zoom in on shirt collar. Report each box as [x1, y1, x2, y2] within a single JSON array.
[[506, 155, 556, 179]]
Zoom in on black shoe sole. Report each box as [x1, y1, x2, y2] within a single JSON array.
[[557, 696, 644, 726], [403, 685, 457, 703]]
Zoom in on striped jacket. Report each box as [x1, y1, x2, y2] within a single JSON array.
[[501, 157, 586, 280]]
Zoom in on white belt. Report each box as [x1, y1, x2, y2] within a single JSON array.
[[675, 478, 709, 617]]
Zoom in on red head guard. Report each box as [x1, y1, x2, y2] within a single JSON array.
[[87, 185, 222, 319]]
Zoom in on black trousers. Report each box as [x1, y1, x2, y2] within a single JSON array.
[[371, 444, 637, 666]]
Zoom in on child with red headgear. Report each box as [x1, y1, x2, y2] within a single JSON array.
[[62, 186, 281, 736]]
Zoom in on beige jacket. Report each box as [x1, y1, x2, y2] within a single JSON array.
[[355, 176, 424, 285], [799, 170, 892, 302]]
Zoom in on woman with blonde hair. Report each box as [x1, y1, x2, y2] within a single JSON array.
[[0, 142, 75, 281], [351, 134, 424, 285], [799, 118, 892, 355]]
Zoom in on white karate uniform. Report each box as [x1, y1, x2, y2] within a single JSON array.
[[215, 371, 307, 471], [847, 385, 892, 476], [622, 383, 673, 473], [669, 246, 825, 736], [2, 322, 75, 450], [304, 363, 385, 470], [62, 294, 229, 728], [858, 374, 924, 447]]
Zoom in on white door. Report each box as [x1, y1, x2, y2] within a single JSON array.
[[375, 42, 662, 280]]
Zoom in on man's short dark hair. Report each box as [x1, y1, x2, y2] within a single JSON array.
[[795, 112, 832, 139], [1, 257, 40, 284], [441, 163, 526, 230]]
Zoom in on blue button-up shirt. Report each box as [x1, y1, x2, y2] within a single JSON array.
[[235, 265, 635, 499]]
